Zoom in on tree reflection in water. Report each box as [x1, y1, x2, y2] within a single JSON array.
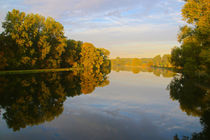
[[0, 67, 110, 131], [168, 74, 210, 140], [112, 65, 176, 77]]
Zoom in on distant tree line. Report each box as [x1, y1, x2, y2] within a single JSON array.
[[0, 9, 110, 71], [111, 54, 172, 68], [112, 65, 176, 77], [170, 0, 209, 76]]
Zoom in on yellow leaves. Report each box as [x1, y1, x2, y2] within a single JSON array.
[[172, 0, 209, 73], [182, 0, 210, 23], [80, 42, 110, 73], [21, 57, 30, 64], [132, 58, 142, 66], [182, 0, 210, 35], [177, 25, 193, 43], [16, 39, 25, 46], [1, 9, 111, 70], [41, 42, 51, 60], [2, 9, 67, 68], [11, 33, 17, 40], [80, 44, 110, 92], [182, 0, 201, 24], [28, 41, 33, 47], [31, 59, 36, 66]]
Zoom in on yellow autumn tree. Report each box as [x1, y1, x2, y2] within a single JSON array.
[[1, 9, 66, 69], [80, 43, 110, 94], [171, 0, 210, 75]]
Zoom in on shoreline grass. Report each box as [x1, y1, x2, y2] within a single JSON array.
[[0, 68, 79, 75]]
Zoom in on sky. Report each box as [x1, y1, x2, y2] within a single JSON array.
[[0, 0, 185, 58]]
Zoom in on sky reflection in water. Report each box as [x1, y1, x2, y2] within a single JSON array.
[[0, 69, 202, 140]]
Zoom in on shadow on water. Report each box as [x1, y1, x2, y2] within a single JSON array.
[[168, 73, 210, 140], [0, 68, 110, 131]]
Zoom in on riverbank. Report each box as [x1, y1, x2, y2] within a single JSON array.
[[0, 68, 81, 75]]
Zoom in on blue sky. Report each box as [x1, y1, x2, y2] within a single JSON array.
[[0, 0, 185, 58]]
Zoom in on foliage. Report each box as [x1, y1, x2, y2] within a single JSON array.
[[171, 0, 210, 76], [80, 43, 110, 73], [0, 9, 110, 72], [111, 54, 172, 68], [1, 9, 66, 69], [61, 39, 82, 68], [153, 55, 161, 67], [0, 9, 111, 132]]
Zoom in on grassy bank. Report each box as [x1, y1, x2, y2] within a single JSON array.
[[0, 68, 81, 75]]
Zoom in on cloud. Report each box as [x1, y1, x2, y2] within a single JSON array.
[[0, 0, 184, 57], [70, 23, 179, 47], [69, 23, 179, 58], [23, 0, 160, 17]]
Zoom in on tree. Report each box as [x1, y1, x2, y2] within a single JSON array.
[[171, 0, 210, 76], [80, 42, 110, 73], [0, 9, 111, 70], [132, 58, 142, 66], [1, 9, 66, 69], [61, 39, 82, 68], [153, 55, 161, 67], [162, 54, 172, 67]]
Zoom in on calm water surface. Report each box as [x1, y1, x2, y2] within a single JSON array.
[[0, 68, 205, 140]]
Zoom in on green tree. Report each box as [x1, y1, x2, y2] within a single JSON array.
[[61, 39, 82, 68], [171, 0, 210, 76], [0, 9, 111, 71], [162, 54, 172, 67], [1, 9, 66, 69], [153, 55, 161, 67]]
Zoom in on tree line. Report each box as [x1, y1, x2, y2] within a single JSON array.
[[111, 54, 172, 68], [169, 1, 210, 139], [0, 9, 110, 71]]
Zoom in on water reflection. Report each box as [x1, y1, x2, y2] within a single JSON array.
[[112, 65, 176, 77], [168, 74, 210, 140], [0, 68, 110, 131], [0, 67, 208, 140]]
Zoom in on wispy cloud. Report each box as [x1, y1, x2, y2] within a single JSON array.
[[0, 0, 184, 57]]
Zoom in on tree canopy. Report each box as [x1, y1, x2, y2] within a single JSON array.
[[0, 9, 110, 71], [1, 9, 66, 69], [171, 0, 210, 76]]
